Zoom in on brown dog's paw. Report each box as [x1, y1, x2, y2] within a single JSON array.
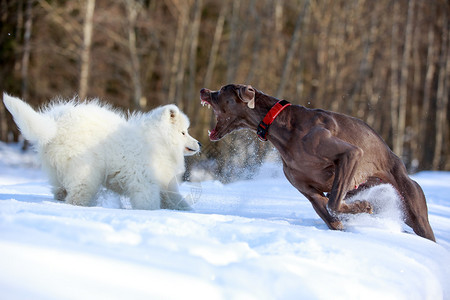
[[353, 200, 373, 214], [340, 200, 373, 214], [329, 220, 344, 230]]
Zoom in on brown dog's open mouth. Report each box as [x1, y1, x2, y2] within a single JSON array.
[[200, 95, 220, 141]]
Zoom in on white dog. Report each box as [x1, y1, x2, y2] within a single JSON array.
[[3, 93, 200, 210]]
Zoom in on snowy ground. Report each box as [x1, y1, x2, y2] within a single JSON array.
[[1, 142, 449, 300]]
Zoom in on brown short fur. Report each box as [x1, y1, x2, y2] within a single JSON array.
[[200, 84, 435, 242]]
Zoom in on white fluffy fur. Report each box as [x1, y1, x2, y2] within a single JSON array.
[[3, 93, 200, 210]]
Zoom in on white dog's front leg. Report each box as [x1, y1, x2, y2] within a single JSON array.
[[160, 190, 191, 211], [128, 182, 161, 210]]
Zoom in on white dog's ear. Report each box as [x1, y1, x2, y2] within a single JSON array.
[[163, 105, 179, 124], [237, 85, 255, 109]]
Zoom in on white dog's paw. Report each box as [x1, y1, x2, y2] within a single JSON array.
[[160, 192, 192, 211], [52, 187, 67, 201]]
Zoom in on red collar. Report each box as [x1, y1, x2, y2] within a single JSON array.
[[257, 100, 291, 141]]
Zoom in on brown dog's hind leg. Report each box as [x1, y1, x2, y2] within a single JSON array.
[[339, 178, 386, 215], [386, 161, 436, 242], [396, 176, 436, 242]]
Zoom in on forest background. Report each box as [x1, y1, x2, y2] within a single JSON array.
[[0, 0, 449, 182]]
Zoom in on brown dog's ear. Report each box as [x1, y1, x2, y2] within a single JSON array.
[[238, 85, 255, 109]]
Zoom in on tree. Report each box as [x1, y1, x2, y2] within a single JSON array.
[[1, 0, 449, 175], [79, 0, 96, 101]]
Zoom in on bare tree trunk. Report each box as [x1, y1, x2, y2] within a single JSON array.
[[354, 1, 377, 119], [330, 1, 350, 113], [168, 2, 189, 107], [203, 3, 227, 88], [314, 1, 334, 109], [433, 9, 449, 169], [245, 0, 263, 84], [226, 0, 240, 83], [199, 2, 227, 141], [14, 0, 24, 76], [390, 1, 400, 152], [274, 1, 284, 62], [396, 0, 415, 161], [20, 0, 32, 102], [341, 1, 357, 116], [445, 41, 450, 170], [187, 0, 203, 115], [420, 3, 437, 170], [295, 2, 311, 100], [0, 105, 6, 142], [79, 0, 96, 101], [276, 0, 310, 99], [409, 21, 422, 171], [19, 0, 33, 150], [126, 0, 143, 110], [37, 0, 83, 45], [364, 9, 381, 127]]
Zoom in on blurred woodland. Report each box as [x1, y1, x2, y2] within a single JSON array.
[[0, 0, 449, 180]]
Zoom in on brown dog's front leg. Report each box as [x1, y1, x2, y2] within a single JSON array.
[[327, 145, 371, 214], [310, 130, 371, 215], [302, 187, 343, 230]]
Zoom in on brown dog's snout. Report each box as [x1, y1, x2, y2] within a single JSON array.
[[200, 88, 211, 101]]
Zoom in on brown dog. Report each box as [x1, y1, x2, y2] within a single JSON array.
[[200, 84, 436, 242]]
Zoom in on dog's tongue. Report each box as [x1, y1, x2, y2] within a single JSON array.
[[208, 128, 219, 141]]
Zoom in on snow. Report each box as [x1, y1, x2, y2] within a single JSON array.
[[1, 142, 449, 300]]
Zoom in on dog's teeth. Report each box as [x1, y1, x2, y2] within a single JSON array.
[[208, 130, 211, 136], [207, 104, 211, 109]]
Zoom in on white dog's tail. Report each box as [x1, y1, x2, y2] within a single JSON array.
[[3, 93, 57, 145]]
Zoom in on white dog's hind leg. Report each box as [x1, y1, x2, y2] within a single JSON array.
[[128, 182, 161, 210], [65, 184, 99, 206], [63, 163, 102, 206], [46, 169, 67, 201], [45, 169, 67, 201]]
